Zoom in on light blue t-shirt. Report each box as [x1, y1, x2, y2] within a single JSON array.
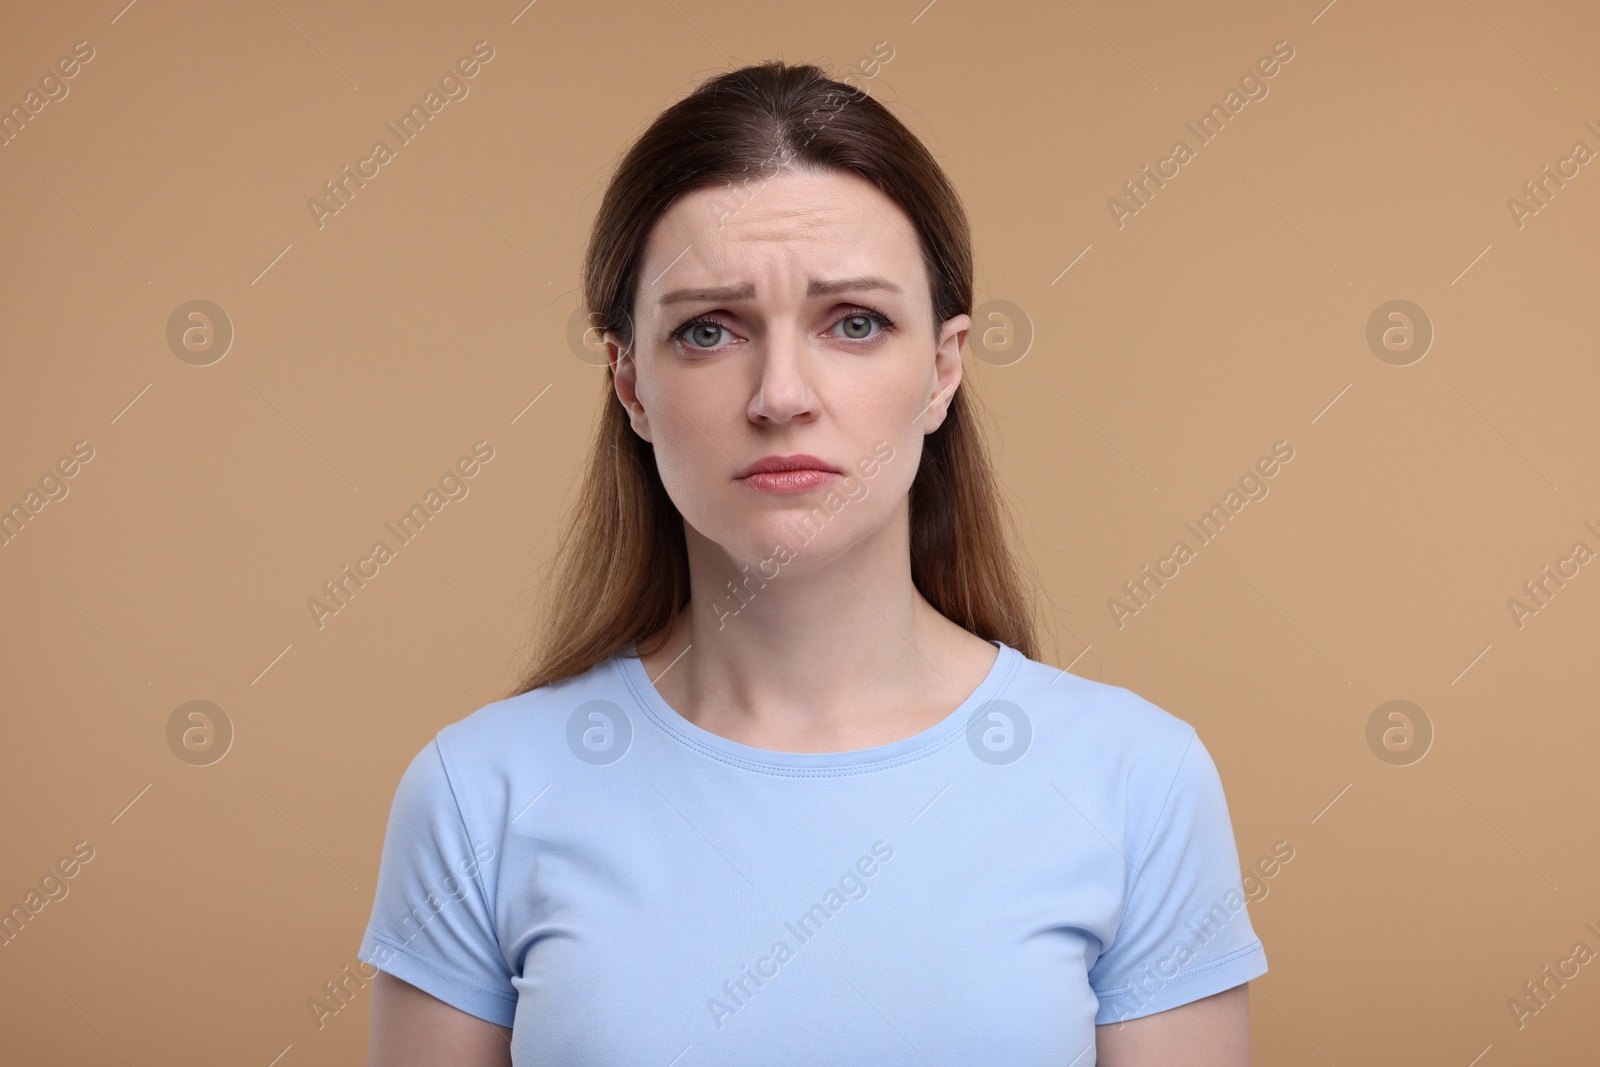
[[358, 639, 1268, 1065]]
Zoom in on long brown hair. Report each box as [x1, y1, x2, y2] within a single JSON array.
[[506, 59, 1042, 697]]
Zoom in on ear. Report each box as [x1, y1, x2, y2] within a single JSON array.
[[606, 329, 653, 443], [921, 313, 971, 434]]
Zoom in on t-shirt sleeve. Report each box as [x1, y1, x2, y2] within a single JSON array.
[[1087, 726, 1268, 1024], [357, 736, 518, 1027]]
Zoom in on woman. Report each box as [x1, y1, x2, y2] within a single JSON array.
[[360, 59, 1267, 1066]]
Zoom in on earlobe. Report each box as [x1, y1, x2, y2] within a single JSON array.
[[921, 381, 957, 434], [606, 332, 653, 443], [624, 401, 653, 443], [921, 313, 970, 433], [616, 391, 653, 444]]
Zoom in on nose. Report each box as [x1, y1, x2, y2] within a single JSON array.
[[747, 322, 819, 424]]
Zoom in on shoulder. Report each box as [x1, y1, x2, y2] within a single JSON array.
[[1006, 650, 1196, 749], [399, 655, 626, 815], [1000, 652, 1250, 916], [1000, 648, 1203, 794]]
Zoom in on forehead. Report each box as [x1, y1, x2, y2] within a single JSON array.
[[637, 168, 926, 307]]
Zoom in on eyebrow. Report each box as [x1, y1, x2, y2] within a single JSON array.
[[657, 276, 903, 307]]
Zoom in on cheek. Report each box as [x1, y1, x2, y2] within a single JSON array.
[[866, 436, 924, 509], [839, 387, 926, 482], [652, 414, 726, 505], [644, 378, 738, 505]]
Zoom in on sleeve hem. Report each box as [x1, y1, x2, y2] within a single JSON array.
[[1092, 939, 1267, 1025], [360, 932, 517, 1029]]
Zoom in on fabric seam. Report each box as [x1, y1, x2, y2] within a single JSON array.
[[428, 733, 512, 974], [614, 647, 1023, 778], [1107, 725, 1199, 959]]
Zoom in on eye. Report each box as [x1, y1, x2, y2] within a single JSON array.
[[668, 316, 738, 354], [831, 307, 895, 343], [666, 305, 897, 355]]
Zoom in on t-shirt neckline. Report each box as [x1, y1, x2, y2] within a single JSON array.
[[615, 638, 1019, 774]]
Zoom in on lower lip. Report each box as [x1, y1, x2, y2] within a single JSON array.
[[738, 469, 839, 493]]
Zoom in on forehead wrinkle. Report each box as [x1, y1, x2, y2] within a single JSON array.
[[642, 176, 932, 314], [657, 273, 904, 307], [720, 206, 848, 244], [728, 226, 834, 245], [733, 181, 934, 297]]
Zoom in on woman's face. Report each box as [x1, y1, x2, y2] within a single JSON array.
[[608, 167, 970, 570]]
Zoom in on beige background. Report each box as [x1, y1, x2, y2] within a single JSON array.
[[3, 0, 1598, 1063]]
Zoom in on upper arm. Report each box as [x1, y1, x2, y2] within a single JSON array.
[[1086, 727, 1269, 1024], [357, 739, 520, 1044], [1095, 982, 1251, 1067], [369, 970, 513, 1067]]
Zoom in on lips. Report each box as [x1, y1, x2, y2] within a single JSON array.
[[736, 453, 838, 479]]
